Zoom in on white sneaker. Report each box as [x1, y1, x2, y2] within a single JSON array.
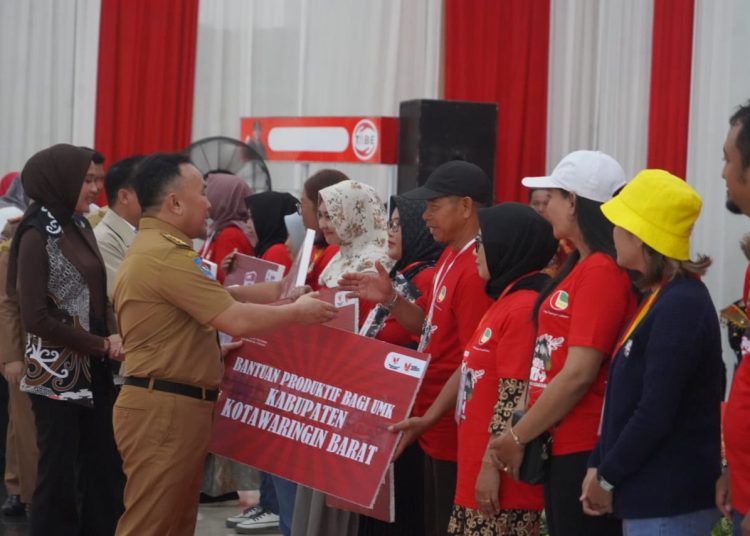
[[225, 505, 263, 528], [235, 509, 280, 534]]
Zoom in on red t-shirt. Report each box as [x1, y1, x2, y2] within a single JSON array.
[[726, 336, 750, 515], [415, 245, 493, 461], [261, 243, 293, 276], [307, 244, 340, 291], [204, 226, 254, 283], [377, 267, 434, 347], [454, 289, 544, 511], [528, 252, 635, 456]]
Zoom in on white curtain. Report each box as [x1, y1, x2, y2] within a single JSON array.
[[192, 0, 443, 200], [0, 0, 100, 174], [687, 0, 750, 387], [546, 0, 654, 178]]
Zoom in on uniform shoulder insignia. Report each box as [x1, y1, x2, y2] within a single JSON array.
[[161, 233, 192, 248], [0, 240, 10, 253]]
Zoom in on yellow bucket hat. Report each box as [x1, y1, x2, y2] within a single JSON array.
[[600, 169, 702, 261]]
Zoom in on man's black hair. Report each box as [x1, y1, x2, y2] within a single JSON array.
[[730, 101, 750, 170], [104, 155, 144, 207], [134, 153, 193, 212]]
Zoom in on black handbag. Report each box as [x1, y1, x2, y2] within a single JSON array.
[[511, 409, 551, 485]]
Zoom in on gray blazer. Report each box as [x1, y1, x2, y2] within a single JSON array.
[[94, 208, 136, 300]]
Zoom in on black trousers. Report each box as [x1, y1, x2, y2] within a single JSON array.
[[423, 453, 457, 536], [359, 442, 426, 536], [29, 357, 125, 536], [544, 451, 622, 536]]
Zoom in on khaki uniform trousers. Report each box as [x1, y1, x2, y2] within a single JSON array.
[[113, 385, 214, 536], [4, 382, 38, 503]]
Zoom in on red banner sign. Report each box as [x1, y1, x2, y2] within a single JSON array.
[[240, 116, 399, 164], [209, 324, 429, 507]]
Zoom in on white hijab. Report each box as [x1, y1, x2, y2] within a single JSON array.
[[318, 180, 393, 288]]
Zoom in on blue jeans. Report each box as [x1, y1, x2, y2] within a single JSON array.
[[259, 472, 279, 514], [734, 510, 745, 536], [623, 508, 719, 536], [270, 475, 297, 536]]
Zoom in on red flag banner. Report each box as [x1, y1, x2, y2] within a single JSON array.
[[209, 324, 429, 507]]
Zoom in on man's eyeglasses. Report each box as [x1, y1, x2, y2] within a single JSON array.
[[474, 234, 483, 252]]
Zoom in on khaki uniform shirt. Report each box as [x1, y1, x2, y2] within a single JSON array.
[[113, 217, 234, 390], [0, 220, 24, 365]]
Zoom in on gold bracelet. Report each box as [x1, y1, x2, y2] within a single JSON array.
[[509, 426, 524, 447]]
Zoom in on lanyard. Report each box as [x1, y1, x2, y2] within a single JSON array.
[[198, 231, 216, 259], [428, 239, 475, 314], [419, 239, 475, 351], [612, 285, 662, 357]]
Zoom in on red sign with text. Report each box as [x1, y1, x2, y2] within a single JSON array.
[[240, 116, 399, 164], [209, 324, 429, 507]]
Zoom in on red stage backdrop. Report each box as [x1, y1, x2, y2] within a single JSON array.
[[646, 0, 694, 179], [444, 0, 551, 203], [94, 0, 199, 204], [210, 324, 429, 507]]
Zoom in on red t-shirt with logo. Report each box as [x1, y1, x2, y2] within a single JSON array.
[[415, 245, 493, 461], [528, 252, 635, 456], [454, 289, 543, 510], [725, 335, 750, 515]]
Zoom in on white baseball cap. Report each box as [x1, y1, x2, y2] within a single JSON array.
[[521, 150, 626, 203]]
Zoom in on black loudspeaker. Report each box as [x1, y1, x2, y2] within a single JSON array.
[[397, 99, 497, 195]]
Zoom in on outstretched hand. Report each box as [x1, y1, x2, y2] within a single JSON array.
[[338, 261, 393, 304], [294, 292, 338, 324]]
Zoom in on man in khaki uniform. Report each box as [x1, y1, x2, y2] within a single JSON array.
[[112, 153, 336, 536], [0, 218, 38, 516]]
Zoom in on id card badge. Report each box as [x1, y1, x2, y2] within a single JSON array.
[[418, 312, 434, 353]]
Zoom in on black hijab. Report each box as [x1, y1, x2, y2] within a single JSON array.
[[478, 202, 558, 299], [245, 191, 299, 257], [390, 196, 443, 278]]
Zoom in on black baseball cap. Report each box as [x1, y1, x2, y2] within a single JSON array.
[[402, 160, 492, 205]]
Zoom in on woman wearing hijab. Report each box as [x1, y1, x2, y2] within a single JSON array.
[[246, 191, 299, 275], [292, 180, 392, 536], [6, 144, 124, 535], [200, 173, 255, 283], [358, 195, 442, 536], [361, 195, 442, 346], [317, 180, 392, 289], [447, 203, 556, 535]]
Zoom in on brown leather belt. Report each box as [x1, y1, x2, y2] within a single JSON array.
[[124, 377, 219, 401]]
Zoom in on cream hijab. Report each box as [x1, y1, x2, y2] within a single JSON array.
[[318, 180, 393, 288]]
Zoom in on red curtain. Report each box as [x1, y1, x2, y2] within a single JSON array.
[[444, 0, 550, 203], [94, 0, 199, 204], [646, 0, 694, 179]]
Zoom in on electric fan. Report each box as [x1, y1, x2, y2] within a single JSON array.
[[184, 136, 272, 192]]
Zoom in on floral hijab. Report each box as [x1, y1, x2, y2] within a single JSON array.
[[318, 180, 393, 287]]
